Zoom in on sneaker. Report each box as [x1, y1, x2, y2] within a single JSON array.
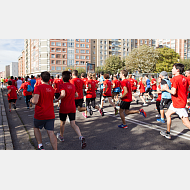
[[57, 133, 64, 142], [139, 109, 147, 117], [9, 109, 11, 112], [99, 108, 104, 116], [13, 104, 16, 109], [118, 124, 128, 128], [151, 99, 155, 102], [90, 109, 93, 115], [143, 103, 148, 106], [115, 107, 118, 115], [81, 137, 86, 149], [157, 118, 165, 123], [160, 131, 171, 139], [156, 114, 161, 118], [82, 112, 87, 118], [38, 146, 45, 150], [136, 100, 139, 104]]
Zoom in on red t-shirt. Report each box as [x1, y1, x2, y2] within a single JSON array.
[[171, 75, 188, 108], [156, 84, 162, 102], [86, 79, 96, 98], [112, 79, 120, 89], [70, 77, 84, 100], [7, 85, 17, 100], [128, 78, 136, 91], [20, 82, 33, 96], [59, 82, 76, 114], [9, 79, 16, 87], [49, 79, 54, 86], [81, 78, 88, 85], [138, 81, 145, 93], [103, 79, 112, 97], [94, 80, 99, 91], [5, 79, 8, 83], [133, 79, 138, 90], [34, 84, 55, 120], [186, 75, 190, 93], [120, 79, 132, 102], [35, 78, 42, 86], [151, 78, 157, 90], [53, 78, 63, 93]]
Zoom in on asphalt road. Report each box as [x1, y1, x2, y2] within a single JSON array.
[[3, 88, 190, 150]]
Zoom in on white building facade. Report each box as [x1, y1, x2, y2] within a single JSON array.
[[10, 62, 18, 77]]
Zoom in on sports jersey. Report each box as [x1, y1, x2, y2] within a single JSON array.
[[17, 79, 23, 89], [146, 78, 151, 90], [151, 78, 157, 90], [128, 78, 134, 90], [112, 79, 120, 89], [81, 78, 88, 85], [20, 82, 33, 96], [93, 79, 99, 91], [103, 79, 112, 97], [59, 82, 76, 114], [7, 85, 17, 100], [30, 79, 36, 90], [156, 84, 162, 102], [120, 79, 132, 102], [133, 79, 138, 90], [10, 79, 16, 87], [138, 81, 145, 93], [35, 78, 42, 86], [70, 77, 84, 99], [53, 78, 63, 93], [171, 75, 188, 108], [33, 84, 55, 120], [86, 79, 96, 98]]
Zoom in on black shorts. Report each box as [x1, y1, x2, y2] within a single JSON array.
[[120, 101, 131, 110], [140, 92, 145, 96], [160, 98, 172, 110], [55, 93, 60, 99], [75, 99, 83, 108], [34, 118, 55, 131], [59, 113, 75, 121], [86, 98, 96, 108], [145, 88, 152, 95], [8, 99, 17, 103]]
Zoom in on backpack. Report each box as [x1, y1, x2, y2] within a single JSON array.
[[27, 84, 33, 92]]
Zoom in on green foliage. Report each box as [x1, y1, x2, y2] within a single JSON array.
[[156, 47, 180, 72], [104, 55, 125, 75], [180, 59, 190, 71], [77, 67, 86, 76], [125, 45, 159, 73]]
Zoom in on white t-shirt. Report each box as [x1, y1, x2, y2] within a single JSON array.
[[17, 79, 23, 89]]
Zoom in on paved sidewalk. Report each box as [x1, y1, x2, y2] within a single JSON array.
[[0, 88, 13, 150]]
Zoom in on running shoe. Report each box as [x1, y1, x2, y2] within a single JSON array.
[[151, 99, 156, 102], [160, 131, 171, 139], [142, 103, 148, 106], [82, 112, 87, 118], [9, 109, 11, 112], [38, 146, 45, 150], [118, 124, 128, 128], [157, 118, 165, 123], [57, 133, 64, 142], [81, 137, 86, 149], [115, 107, 118, 115], [156, 114, 161, 118], [136, 100, 139, 104], [139, 109, 147, 117], [99, 108, 104, 116], [13, 104, 16, 109]]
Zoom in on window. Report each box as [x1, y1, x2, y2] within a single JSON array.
[[104, 46, 107, 50], [62, 67, 65, 70], [56, 66, 61, 70], [93, 51, 95, 54], [56, 48, 61, 52], [100, 51, 102, 55], [86, 39, 89, 42], [80, 61, 85, 65], [62, 48, 66, 52], [93, 46, 95, 49], [100, 61, 103, 66], [149, 40, 151, 44], [67, 60, 74, 65], [76, 55, 79, 59], [76, 44, 79, 47], [76, 39, 79, 42], [93, 57, 95, 60], [62, 43, 66, 46], [56, 60, 61, 64], [51, 60, 55, 64], [93, 41, 95, 43], [81, 56, 85, 59], [76, 61, 79, 65], [51, 66, 55, 70], [86, 56, 89, 59], [100, 41, 103, 44], [63, 61, 65, 64], [86, 50, 89, 53], [56, 42, 61, 46], [56, 54, 61, 58], [145, 40, 147, 44], [76, 49, 79, 53], [62, 54, 65, 58], [100, 56, 103, 60], [104, 41, 106, 44], [81, 50, 85, 53], [51, 54, 55, 58], [68, 42, 74, 47], [51, 48, 55, 52], [86, 44, 89, 48], [140, 40, 143, 44], [80, 39, 85, 42], [51, 42, 55, 46], [67, 54, 74, 59], [104, 52, 107, 55], [80, 44, 85, 47], [100, 46, 102, 49], [68, 49, 74, 53]]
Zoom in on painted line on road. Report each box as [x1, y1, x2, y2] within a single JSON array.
[[103, 111, 190, 141]]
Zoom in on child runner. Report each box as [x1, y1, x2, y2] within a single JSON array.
[[138, 76, 148, 106], [7, 80, 17, 112], [118, 70, 147, 128], [55, 71, 86, 149], [160, 63, 190, 139], [30, 71, 57, 150], [112, 75, 121, 104]]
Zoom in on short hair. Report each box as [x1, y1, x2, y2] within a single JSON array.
[[113, 75, 117, 79], [51, 76, 54, 79], [8, 80, 12, 85], [72, 70, 78, 77], [11, 76, 14, 79], [145, 74, 148, 78], [151, 75, 154, 78], [81, 73, 85, 78], [173, 63, 184, 74], [168, 74, 172, 78], [37, 74, 41, 78], [41, 71, 50, 82], [24, 77, 28, 82], [62, 71, 71, 82], [100, 71, 104, 75], [120, 70, 128, 77], [104, 73, 109, 79], [18, 77, 21, 80], [56, 74, 60, 78], [31, 75, 34, 79]]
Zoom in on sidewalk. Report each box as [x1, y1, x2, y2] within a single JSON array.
[[0, 87, 13, 150]]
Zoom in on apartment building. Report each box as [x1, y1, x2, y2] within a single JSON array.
[[18, 50, 25, 77], [5, 65, 10, 78], [136, 39, 156, 48], [10, 62, 18, 77]]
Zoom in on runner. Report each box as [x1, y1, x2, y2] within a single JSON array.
[[9, 76, 17, 88], [34, 74, 42, 87], [16, 77, 23, 100], [81, 73, 88, 103], [112, 75, 121, 104], [160, 63, 190, 139], [92, 73, 99, 94], [118, 70, 147, 128], [49, 76, 54, 87], [55, 71, 86, 149], [128, 74, 138, 104], [150, 75, 157, 101], [30, 71, 57, 150], [138, 76, 148, 106], [1, 77, 4, 88], [30, 75, 36, 93], [157, 71, 172, 123], [144, 75, 154, 102], [98, 71, 104, 105], [7, 80, 17, 112], [100, 73, 118, 116]]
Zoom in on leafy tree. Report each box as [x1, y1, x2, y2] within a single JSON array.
[[156, 47, 180, 72], [180, 58, 190, 71], [104, 55, 125, 75], [77, 67, 86, 77], [125, 45, 159, 73]]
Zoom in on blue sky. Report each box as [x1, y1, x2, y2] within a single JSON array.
[[0, 39, 24, 72]]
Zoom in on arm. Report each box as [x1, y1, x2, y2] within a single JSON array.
[[120, 86, 128, 99], [30, 94, 40, 104], [7, 89, 11, 95], [162, 86, 176, 95], [55, 90, 65, 102]]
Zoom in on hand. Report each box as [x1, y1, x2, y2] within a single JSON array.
[[55, 99, 59, 103]]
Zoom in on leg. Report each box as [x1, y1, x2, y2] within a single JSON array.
[[165, 109, 175, 132], [160, 110, 165, 119], [78, 106, 86, 112], [156, 101, 160, 114], [70, 120, 82, 137], [181, 117, 190, 130], [119, 108, 126, 125], [34, 127, 42, 144], [60, 120, 66, 137], [9, 102, 11, 110], [125, 109, 139, 115], [108, 97, 116, 108], [46, 130, 57, 150]]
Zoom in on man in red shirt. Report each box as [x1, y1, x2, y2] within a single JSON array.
[[18, 77, 33, 109], [81, 73, 88, 103], [128, 74, 138, 104], [53, 74, 63, 110], [7, 80, 17, 112], [150, 75, 157, 102], [30, 71, 57, 150], [70, 70, 87, 117], [118, 70, 147, 128], [185, 69, 190, 107], [161, 63, 190, 139], [112, 75, 120, 103], [9, 76, 17, 88], [55, 71, 86, 149], [34, 75, 42, 88]]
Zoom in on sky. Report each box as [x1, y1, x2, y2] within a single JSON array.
[[0, 39, 24, 72]]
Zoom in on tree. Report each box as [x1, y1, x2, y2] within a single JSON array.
[[77, 67, 86, 77], [180, 58, 190, 71], [104, 55, 125, 75], [125, 45, 159, 73], [156, 47, 180, 72]]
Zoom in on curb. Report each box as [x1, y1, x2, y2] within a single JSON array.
[[0, 89, 13, 150]]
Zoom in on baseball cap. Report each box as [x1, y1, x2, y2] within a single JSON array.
[[160, 71, 168, 76]]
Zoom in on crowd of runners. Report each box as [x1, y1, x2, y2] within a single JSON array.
[[2, 62, 190, 150]]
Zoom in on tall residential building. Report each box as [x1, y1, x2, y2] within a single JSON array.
[[10, 62, 18, 77], [136, 39, 156, 48], [18, 50, 25, 77], [156, 39, 190, 59], [0, 71, 5, 78], [5, 65, 10, 78]]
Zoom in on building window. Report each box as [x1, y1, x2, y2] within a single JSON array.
[[56, 42, 61, 46], [145, 40, 147, 44], [51, 66, 55, 70], [81, 50, 85, 53], [56, 66, 61, 70], [62, 67, 65, 70], [80, 44, 85, 47], [76, 49, 79, 53], [80, 61, 85, 65], [62, 48, 66, 52], [56, 60, 61, 64], [51, 60, 55, 64], [93, 57, 95, 60], [80, 39, 85, 42], [62, 54, 65, 58], [93, 46, 95, 49], [86, 50, 89, 53], [56, 54, 61, 58], [76, 44, 79, 47], [51, 48, 55, 52], [62, 43, 66, 46], [68, 42, 74, 47], [51, 54, 55, 58], [51, 42, 55, 46], [76, 55, 79, 59], [76, 61, 79, 65], [81, 56, 85, 59], [76, 39, 79, 42], [86, 44, 89, 48], [63, 61, 65, 64], [94, 41, 95, 44], [93, 51, 95, 54], [86, 56, 89, 59], [56, 48, 61, 52], [100, 56, 103, 60], [86, 39, 89, 42], [100, 41, 103, 44]]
